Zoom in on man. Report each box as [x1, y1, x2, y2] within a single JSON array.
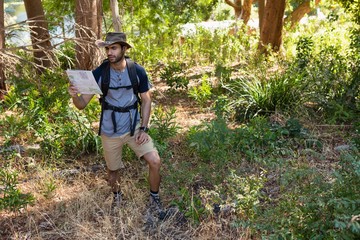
[[68, 32, 165, 219]]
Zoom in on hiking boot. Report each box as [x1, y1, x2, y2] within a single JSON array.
[[148, 194, 166, 220], [111, 192, 123, 209]]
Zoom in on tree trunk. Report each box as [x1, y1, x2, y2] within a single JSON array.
[[242, 0, 253, 25], [75, 0, 102, 70], [110, 0, 122, 32], [258, 0, 265, 32], [225, 0, 253, 24], [224, 0, 242, 19], [285, 0, 321, 29], [24, 0, 53, 72], [259, 0, 286, 53], [0, 0, 6, 99]]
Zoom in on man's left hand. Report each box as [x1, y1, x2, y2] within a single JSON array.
[[135, 131, 149, 145]]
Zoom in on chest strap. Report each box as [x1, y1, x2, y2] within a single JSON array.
[[103, 101, 138, 136]]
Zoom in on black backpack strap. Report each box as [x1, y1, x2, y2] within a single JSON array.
[[125, 58, 139, 98], [125, 58, 141, 136], [101, 62, 111, 99], [97, 61, 110, 135]]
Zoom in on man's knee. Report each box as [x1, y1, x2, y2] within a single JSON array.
[[143, 151, 161, 169]]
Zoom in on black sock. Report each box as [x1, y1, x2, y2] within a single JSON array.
[[113, 191, 122, 196], [150, 190, 159, 197]]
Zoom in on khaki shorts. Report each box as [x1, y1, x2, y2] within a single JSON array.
[[101, 128, 158, 171]]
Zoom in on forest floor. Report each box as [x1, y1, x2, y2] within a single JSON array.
[[0, 69, 356, 239]]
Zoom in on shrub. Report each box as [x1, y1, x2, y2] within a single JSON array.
[[160, 61, 189, 90], [0, 169, 34, 212], [223, 71, 307, 120], [188, 74, 212, 108]]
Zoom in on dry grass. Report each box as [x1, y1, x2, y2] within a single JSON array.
[[0, 165, 195, 239]]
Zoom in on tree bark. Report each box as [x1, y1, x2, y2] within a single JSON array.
[[0, 0, 6, 99], [258, 0, 265, 32], [75, 0, 102, 70], [224, 0, 253, 25], [24, 0, 53, 72], [242, 0, 253, 25], [285, 0, 321, 29], [110, 0, 122, 32], [225, 0, 243, 20], [259, 0, 286, 53]]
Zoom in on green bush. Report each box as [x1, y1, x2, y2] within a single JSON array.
[[0, 169, 34, 212], [3, 68, 101, 159], [160, 61, 189, 90], [149, 105, 180, 155], [201, 171, 266, 219], [188, 74, 212, 108], [223, 71, 307, 120], [257, 150, 360, 239]]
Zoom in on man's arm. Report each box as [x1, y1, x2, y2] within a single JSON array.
[[68, 84, 94, 110], [140, 91, 152, 127]]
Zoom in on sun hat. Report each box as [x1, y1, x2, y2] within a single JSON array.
[[95, 32, 132, 48]]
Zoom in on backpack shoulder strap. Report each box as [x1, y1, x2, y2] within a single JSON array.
[[92, 59, 110, 98], [125, 58, 139, 96]]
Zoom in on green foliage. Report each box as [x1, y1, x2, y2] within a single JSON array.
[[149, 105, 180, 154], [41, 178, 57, 199], [258, 150, 360, 239], [0, 169, 35, 212], [188, 75, 212, 107], [160, 61, 189, 90], [172, 187, 205, 225], [213, 94, 233, 120], [215, 62, 232, 83], [201, 171, 266, 219], [296, 36, 314, 69], [223, 71, 306, 120], [188, 117, 313, 165], [2, 68, 101, 160]]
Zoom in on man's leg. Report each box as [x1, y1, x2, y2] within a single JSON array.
[[108, 168, 123, 208], [142, 151, 166, 219], [107, 168, 121, 193], [142, 151, 161, 192], [101, 134, 125, 208]]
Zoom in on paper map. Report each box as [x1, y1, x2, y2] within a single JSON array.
[[66, 70, 103, 95]]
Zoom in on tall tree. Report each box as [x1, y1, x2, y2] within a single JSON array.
[[0, 0, 6, 99], [110, 0, 122, 32], [259, 0, 286, 53], [225, 0, 253, 25], [24, 0, 53, 72], [285, 0, 322, 29], [258, 0, 265, 30], [75, 0, 102, 70]]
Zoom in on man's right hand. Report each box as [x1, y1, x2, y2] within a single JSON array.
[[68, 84, 80, 97]]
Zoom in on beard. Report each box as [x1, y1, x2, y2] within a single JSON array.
[[108, 50, 125, 63]]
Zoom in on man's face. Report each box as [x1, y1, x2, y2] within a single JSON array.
[[105, 43, 126, 63]]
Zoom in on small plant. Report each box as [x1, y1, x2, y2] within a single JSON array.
[[41, 178, 57, 199], [172, 187, 205, 225], [215, 62, 232, 83], [0, 169, 35, 212], [213, 94, 233, 120], [149, 105, 180, 154], [201, 171, 266, 219], [296, 36, 314, 69], [160, 61, 189, 90], [188, 74, 212, 108]]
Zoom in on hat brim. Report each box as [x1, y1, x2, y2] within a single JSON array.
[[95, 40, 132, 48]]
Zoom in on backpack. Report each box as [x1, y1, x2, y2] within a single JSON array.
[[92, 57, 142, 136]]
